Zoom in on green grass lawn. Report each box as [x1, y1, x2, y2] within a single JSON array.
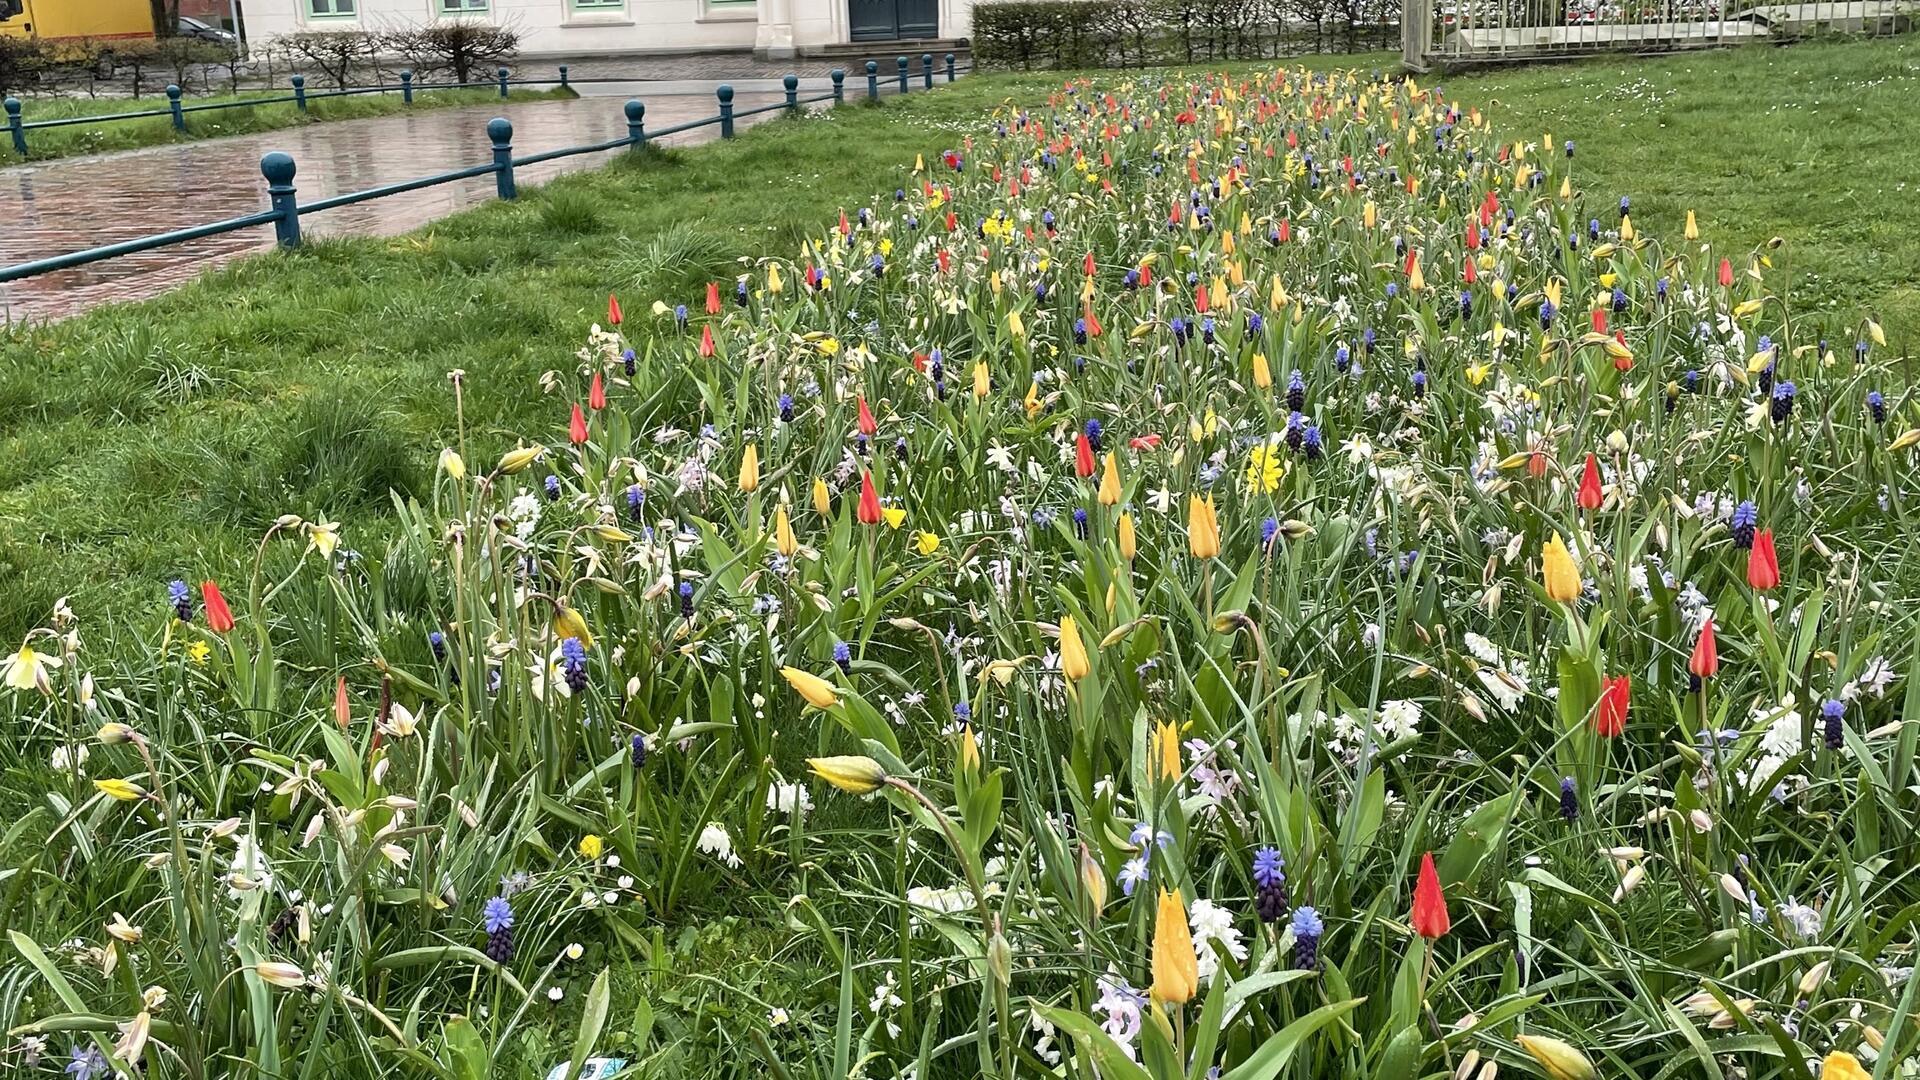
[[0, 35, 1915, 641], [1, 83, 575, 162]]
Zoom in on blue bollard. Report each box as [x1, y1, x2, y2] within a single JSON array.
[[865, 60, 878, 101], [625, 99, 646, 147], [291, 74, 307, 112], [922, 54, 933, 89], [831, 68, 845, 103], [946, 53, 956, 82], [783, 73, 798, 111], [497, 67, 510, 99], [401, 70, 413, 104], [897, 56, 909, 94], [6, 97, 26, 156], [489, 117, 516, 200], [717, 84, 734, 138], [558, 64, 569, 89], [262, 152, 301, 248], [166, 85, 185, 131]]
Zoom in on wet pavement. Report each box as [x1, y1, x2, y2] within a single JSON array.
[[0, 91, 789, 323]]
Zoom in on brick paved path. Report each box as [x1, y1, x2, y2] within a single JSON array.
[[0, 91, 785, 323]]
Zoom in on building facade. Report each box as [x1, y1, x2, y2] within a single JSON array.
[[243, 0, 974, 60]]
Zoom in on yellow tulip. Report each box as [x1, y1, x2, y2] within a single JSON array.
[[439, 447, 466, 480], [1152, 719, 1181, 782], [1079, 842, 1108, 916], [812, 477, 832, 515], [1542, 532, 1580, 603], [1684, 209, 1699, 241], [1059, 614, 1091, 682], [1619, 214, 1635, 242], [767, 263, 784, 294], [497, 446, 545, 474], [255, 962, 308, 989], [93, 778, 146, 802], [738, 443, 760, 493], [1820, 1053, 1871, 1080], [1118, 512, 1137, 561], [1363, 200, 1377, 230], [808, 755, 889, 795], [781, 667, 840, 709], [956, 724, 981, 773], [552, 604, 593, 648], [1188, 494, 1221, 560], [1098, 453, 1122, 506], [1252, 351, 1272, 389], [973, 361, 991, 398], [1890, 428, 1920, 452], [774, 505, 798, 557], [1150, 888, 1199, 1005], [1007, 311, 1026, 339], [1515, 1035, 1597, 1080]]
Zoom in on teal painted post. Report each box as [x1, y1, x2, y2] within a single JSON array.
[[783, 74, 798, 110], [897, 56, 909, 93], [262, 152, 301, 248], [922, 54, 933, 88], [717, 84, 734, 138], [831, 68, 844, 103], [488, 117, 516, 200], [559, 64, 569, 89], [497, 67, 510, 98], [865, 60, 878, 100], [625, 99, 646, 146], [5, 97, 24, 156], [291, 74, 307, 112], [400, 70, 413, 104], [946, 53, 956, 81], [166, 85, 186, 130]]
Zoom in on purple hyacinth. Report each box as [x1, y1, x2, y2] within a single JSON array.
[[560, 637, 588, 693], [1730, 501, 1758, 550], [1822, 699, 1845, 751], [833, 640, 852, 674], [1559, 776, 1578, 821], [1252, 846, 1290, 923], [1291, 906, 1323, 970], [482, 895, 515, 962], [168, 579, 194, 622], [1771, 381, 1797, 424]]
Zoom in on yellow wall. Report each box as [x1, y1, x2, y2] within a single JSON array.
[[4, 0, 156, 40]]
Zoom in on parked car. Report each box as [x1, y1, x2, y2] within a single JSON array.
[[176, 15, 239, 47]]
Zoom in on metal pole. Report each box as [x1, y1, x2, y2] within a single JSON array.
[[489, 118, 516, 200], [625, 99, 646, 147], [497, 67, 510, 99], [866, 60, 879, 100], [717, 84, 735, 137], [167, 85, 186, 131], [831, 68, 845, 102], [946, 53, 956, 81], [5, 97, 25, 156], [784, 73, 798, 110], [401, 70, 413, 104], [262, 152, 301, 248], [559, 64, 569, 89], [922, 53, 933, 88], [291, 74, 307, 112], [897, 56, 910, 93]]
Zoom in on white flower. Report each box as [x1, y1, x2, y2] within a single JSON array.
[[51, 742, 88, 772], [1476, 668, 1525, 712], [1462, 632, 1501, 664], [696, 822, 741, 867], [1778, 897, 1822, 941], [1187, 898, 1247, 982], [547, 986, 565, 1002], [766, 780, 813, 817], [1377, 700, 1422, 741], [228, 834, 274, 898]]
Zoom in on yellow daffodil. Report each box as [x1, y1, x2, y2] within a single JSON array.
[[1515, 1035, 1597, 1080], [307, 521, 341, 560], [1542, 532, 1580, 603], [1150, 888, 1199, 1005], [2, 642, 54, 693], [93, 778, 145, 802], [185, 640, 211, 664], [881, 506, 907, 529], [781, 666, 840, 709], [579, 834, 604, 860], [808, 755, 888, 795], [915, 531, 941, 556], [1821, 1052, 1871, 1080]]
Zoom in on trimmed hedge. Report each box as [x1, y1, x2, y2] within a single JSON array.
[[971, 0, 1400, 69]]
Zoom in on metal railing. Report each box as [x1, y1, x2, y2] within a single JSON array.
[[0, 54, 972, 285], [3, 53, 970, 158]]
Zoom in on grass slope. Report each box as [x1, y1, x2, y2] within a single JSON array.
[[0, 37, 1915, 640]]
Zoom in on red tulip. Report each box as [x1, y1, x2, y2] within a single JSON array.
[[1411, 851, 1450, 939], [607, 293, 622, 326], [705, 282, 722, 315], [1277, 218, 1290, 243], [201, 581, 235, 634], [698, 325, 716, 358], [1596, 675, 1629, 737], [856, 470, 882, 525], [588, 371, 606, 411], [856, 395, 878, 437], [1590, 308, 1607, 334], [1527, 450, 1548, 479], [1074, 431, 1096, 478], [1129, 433, 1163, 451], [1083, 251, 1096, 276], [838, 209, 850, 236], [1194, 283, 1209, 313], [1718, 258, 1734, 288], [1083, 304, 1103, 338], [1576, 453, 1603, 511], [1747, 528, 1780, 591], [1464, 220, 1479, 250], [1689, 618, 1719, 680], [569, 402, 588, 445]]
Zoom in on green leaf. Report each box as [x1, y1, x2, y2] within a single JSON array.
[[445, 1016, 490, 1080], [564, 968, 612, 1080], [1218, 996, 1366, 1080], [1035, 1005, 1153, 1080]]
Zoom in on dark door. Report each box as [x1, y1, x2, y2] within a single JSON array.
[[848, 0, 936, 40]]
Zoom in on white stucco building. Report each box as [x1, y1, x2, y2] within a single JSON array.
[[244, 0, 973, 61]]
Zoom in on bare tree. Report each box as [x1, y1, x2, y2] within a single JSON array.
[[274, 29, 379, 89], [382, 21, 520, 85]]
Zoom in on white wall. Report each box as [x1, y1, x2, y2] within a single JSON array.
[[246, 0, 975, 54]]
